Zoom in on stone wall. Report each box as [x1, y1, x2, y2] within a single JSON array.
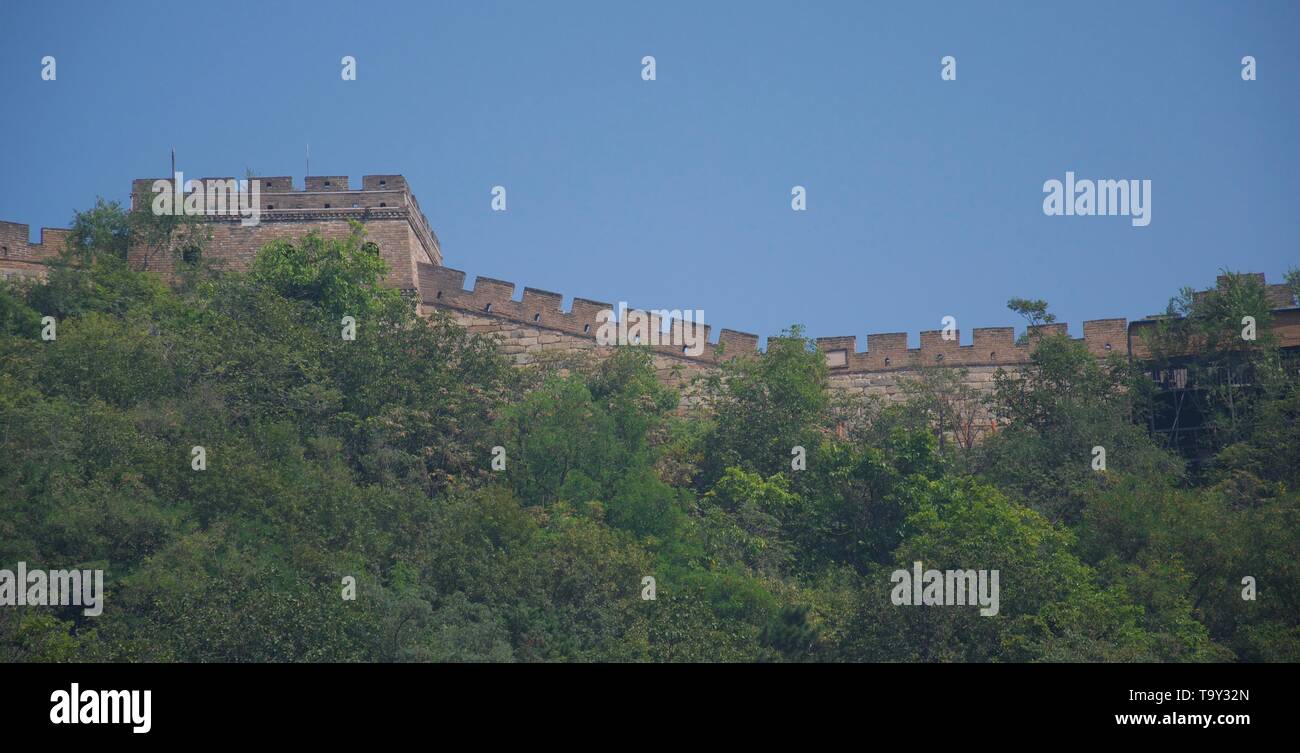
[[6, 173, 1297, 420], [421, 291, 1010, 428], [0, 221, 69, 281], [426, 305, 717, 406], [126, 175, 440, 293]]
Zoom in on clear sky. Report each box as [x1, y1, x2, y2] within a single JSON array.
[[1, 1, 1296, 347]]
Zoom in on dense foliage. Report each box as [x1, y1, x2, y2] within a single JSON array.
[[1, 204, 1296, 662]]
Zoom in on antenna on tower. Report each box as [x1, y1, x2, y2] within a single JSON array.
[[306, 143, 310, 178], [170, 147, 176, 177]]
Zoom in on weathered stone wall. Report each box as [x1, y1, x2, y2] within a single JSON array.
[[7, 173, 1297, 419], [427, 306, 717, 405], [126, 175, 440, 293], [423, 300, 1008, 426], [827, 364, 1003, 403], [0, 221, 69, 281]]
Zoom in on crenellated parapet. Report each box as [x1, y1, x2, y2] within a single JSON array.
[[128, 174, 440, 268], [850, 321, 1115, 370], [121, 174, 439, 292], [417, 261, 1144, 374], [0, 221, 71, 280], [809, 318, 1128, 372], [6, 172, 1296, 378], [419, 263, 764, 365]]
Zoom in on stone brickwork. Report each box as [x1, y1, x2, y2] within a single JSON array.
[[828, 363, 1001, 401], [427, 306, 715, 406], [417, 260, 1121, 406], [0, 221, 69, 281], [5, 173, 1297, 416], [126, 174, 440, 294]]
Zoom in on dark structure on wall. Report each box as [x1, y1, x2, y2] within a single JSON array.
[[1128, 276, 1300, 457]]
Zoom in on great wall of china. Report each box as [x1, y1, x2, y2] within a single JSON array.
[[3, 174, 1297, 415]]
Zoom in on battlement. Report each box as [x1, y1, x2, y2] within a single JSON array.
[[418, 262, 1143, 373], [1204, 273, 1295, 310], [7, 171, 1297, 379], [808, 318, 1129, 372], [119, 174, 440, 294], [419, 263, 763, 364], [0, 221, 70, 280]]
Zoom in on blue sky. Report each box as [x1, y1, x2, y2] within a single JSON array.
[[1, 1, 1296, 347]]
